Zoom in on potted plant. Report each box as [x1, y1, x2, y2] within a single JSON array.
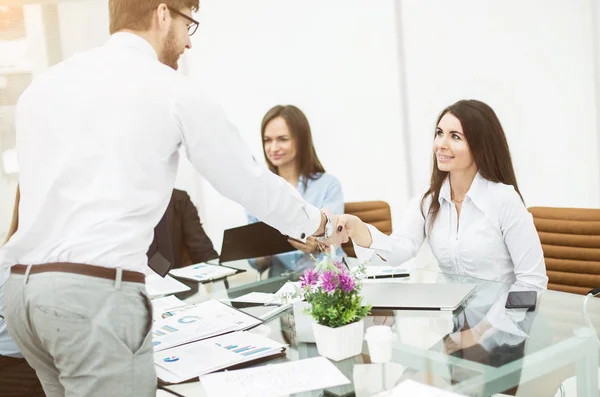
[[299, 248, 371, 361]]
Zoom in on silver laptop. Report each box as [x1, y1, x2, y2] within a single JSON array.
[[361, 283, 476, 311]]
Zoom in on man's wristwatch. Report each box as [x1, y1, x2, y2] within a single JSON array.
[[314, 211, 333, 241]]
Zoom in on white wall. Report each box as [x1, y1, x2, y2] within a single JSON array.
[[1, 1, 599, 250], [0, 4, 53, 241], [182, 0, 409, 251], [180, 0, 600, 253], [57, 0, 109, 59], [400, 0, 600, 208]]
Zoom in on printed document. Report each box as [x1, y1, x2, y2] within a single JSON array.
[[146, 274, 190, 297], [152, 299, 262, 351], [155, 331, 286, 382], [200, 356, 350, 397], [169, 263, 237, 282]]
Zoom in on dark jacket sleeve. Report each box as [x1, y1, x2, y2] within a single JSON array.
[[180, 192, 219, 263]]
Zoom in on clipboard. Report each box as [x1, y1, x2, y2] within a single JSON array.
[[219, 222, 299, 263], [169, 263, 246, 284]]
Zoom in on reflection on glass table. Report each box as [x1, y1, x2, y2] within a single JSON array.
[[162, 263, 600, 397]]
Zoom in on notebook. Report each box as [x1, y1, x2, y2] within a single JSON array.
[[219, 222, 300, 263]]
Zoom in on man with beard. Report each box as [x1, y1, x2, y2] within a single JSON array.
[[0, 1, 347, 396]]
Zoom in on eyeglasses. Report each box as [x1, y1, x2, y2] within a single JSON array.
[[167, 7, 199, 36]]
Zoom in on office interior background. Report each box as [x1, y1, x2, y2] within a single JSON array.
[[1, 0, 599, 271]]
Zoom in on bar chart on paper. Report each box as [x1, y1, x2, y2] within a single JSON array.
[[169, 263, 238, 282], [154, 331, 286, 383], [151, 299, 262, 351], [216, 342, 272, 357]]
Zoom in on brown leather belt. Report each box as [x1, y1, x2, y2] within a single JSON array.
[[11, 263, 145, 284]]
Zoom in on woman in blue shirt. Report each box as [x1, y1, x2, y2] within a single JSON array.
[[248, 105, 344, 277]]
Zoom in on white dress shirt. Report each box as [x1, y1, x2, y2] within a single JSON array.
[[354, 173, 548, 291], [0, 33, 321, 273]]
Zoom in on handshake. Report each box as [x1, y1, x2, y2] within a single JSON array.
[[284, 209, 373, 255]]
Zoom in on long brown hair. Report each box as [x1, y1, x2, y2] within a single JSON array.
[[421, 100, 522, 230], [3, 185, 19, 245], [261, 105, 325, 188]]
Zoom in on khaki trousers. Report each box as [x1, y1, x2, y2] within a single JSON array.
[[4, 269, 156, 397]]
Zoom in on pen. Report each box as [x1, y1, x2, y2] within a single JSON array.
[[341, 257, 350, 270]]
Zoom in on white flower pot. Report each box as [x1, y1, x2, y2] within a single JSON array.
[[312, 319, 364, 361], [293, 301, 316, 343]]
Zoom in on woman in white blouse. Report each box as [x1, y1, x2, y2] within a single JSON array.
[[340, 100, 548, 291]]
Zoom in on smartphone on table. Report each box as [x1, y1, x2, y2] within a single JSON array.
[[505, 291, 537, 311]]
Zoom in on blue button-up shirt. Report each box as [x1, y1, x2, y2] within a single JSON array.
[[248, 173, 344, 277]]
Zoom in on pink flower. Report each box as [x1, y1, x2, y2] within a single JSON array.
[[321, 270, 339, 293], [300, 268, 319, 288], [334, 261, 346, 272], [338, 271, 356, 292]]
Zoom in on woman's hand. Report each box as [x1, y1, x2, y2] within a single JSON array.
[[288, 236, 319, 254], [335, 214, 373, 248]]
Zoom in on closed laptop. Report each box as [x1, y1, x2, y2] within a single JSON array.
[[361, 283, 476, 311]]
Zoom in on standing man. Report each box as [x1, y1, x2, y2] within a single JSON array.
[[0, 1, 344, 396]]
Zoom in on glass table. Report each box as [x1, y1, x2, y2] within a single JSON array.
[[160, 261, 600, 397]]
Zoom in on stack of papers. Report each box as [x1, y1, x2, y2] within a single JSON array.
[[146, 274, 191, 298], [169, 263, 238, 283], [199, 356, 350, 397], [152, 299, 262, 352], [155, 331, 286, 383]]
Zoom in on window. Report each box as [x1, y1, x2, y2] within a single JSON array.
[[0, 0, 109, 239]]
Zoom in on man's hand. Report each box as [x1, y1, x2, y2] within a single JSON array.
[[288, 236, 319, 254], [312, 208, 349, 250]]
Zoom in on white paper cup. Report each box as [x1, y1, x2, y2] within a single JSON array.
[[364, 325, 393, 363]]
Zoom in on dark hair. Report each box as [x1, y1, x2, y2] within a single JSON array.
[[261, 105, 325, 187], [421, 100, 523, 230]]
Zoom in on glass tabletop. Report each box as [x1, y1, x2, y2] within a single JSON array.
[[161, 260, 600, 397]]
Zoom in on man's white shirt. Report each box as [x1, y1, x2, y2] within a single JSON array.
[[0, 33, 321, 273]]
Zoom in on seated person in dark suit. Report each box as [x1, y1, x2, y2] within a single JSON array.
[[148, 188, 218, 271]]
